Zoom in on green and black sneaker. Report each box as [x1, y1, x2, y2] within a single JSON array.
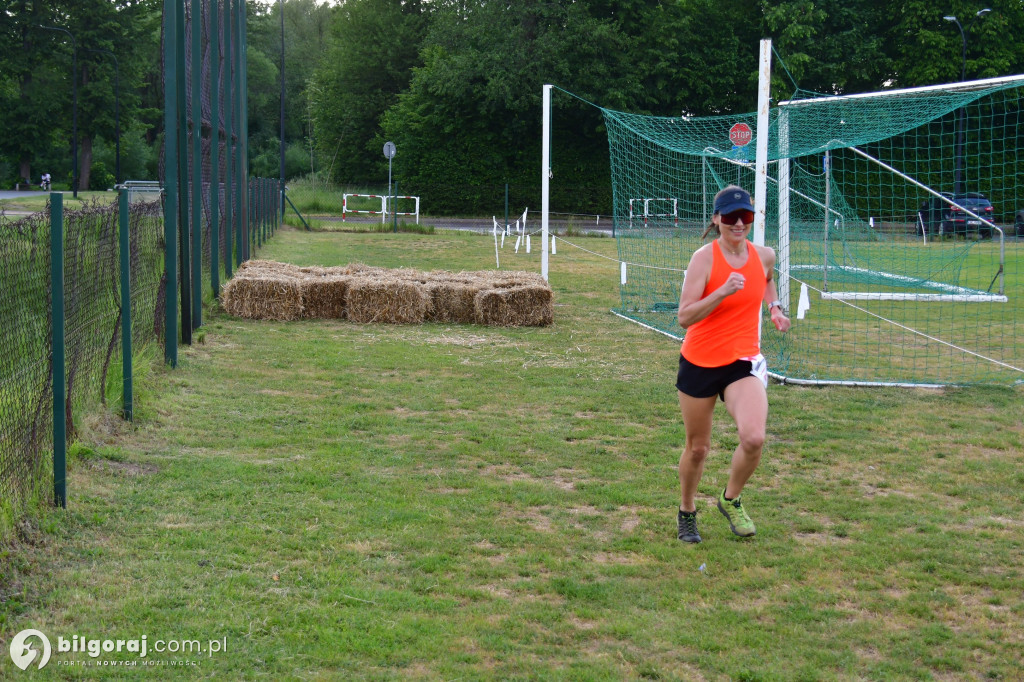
[[717, 489, 756, 537], [677, 509, 701, 543]]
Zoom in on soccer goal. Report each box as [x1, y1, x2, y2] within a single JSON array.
[[584, 60, 1024, 386]]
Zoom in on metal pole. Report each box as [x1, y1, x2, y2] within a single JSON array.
[[541, 84, 551, 281], [50, 192, 66, 508], [753, 39, 772, 246], [951, 19, 966, 196], [177, 0, 192, 344], [191, 0, 203, 328], [224, 0, 235, 272], [239, 0, 250, 262], [280, 0, 286, 219], [210, 0, 221, 296], [393, 181, 399, 232], [118, 189, 133, 420], [162, 0, 179, 367], [823, 150, 831, 292]]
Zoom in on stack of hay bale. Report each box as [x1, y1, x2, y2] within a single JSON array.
[[221, 260, 553, 327]]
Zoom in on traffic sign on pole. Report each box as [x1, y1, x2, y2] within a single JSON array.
[[729, 122, 753, 147]]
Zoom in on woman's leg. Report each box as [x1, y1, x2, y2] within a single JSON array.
[[678, 391, 717, 512], [721, 375, 768, 499]]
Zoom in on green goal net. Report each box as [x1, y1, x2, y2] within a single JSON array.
[[605, 75, 1024, 386]]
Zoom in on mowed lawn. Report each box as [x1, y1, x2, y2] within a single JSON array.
[[2, 227, 1022, 680]]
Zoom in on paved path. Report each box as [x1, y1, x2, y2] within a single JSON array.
[[0, 190, 49, 200]]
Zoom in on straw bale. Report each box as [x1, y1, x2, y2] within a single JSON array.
[[424, 280, 481, 324], [341, 263, 387, 278], [391, 267, 428, 283], [299, 265, 329, 277], [489, 271, 549, 289], [222, 274, 304, 321], [238, 259, 303, 279], [346, 276, 429, 324], [302, 275, 350, 319], [475, 285, 553, 327]]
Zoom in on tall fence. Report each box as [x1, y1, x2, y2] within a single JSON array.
[[0, 180, 279, 521], [0, 197, 163, 516], [0, 0, 281, 522]]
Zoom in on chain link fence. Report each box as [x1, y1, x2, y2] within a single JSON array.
[[0, 198, 163, 521]]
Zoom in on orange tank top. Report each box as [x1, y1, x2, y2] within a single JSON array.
[[681, 240, 766, 368]]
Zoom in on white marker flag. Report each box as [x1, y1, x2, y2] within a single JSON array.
[[797, 282, 811, 320]]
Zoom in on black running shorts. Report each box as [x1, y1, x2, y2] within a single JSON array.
[[676, 354, 755, 400]]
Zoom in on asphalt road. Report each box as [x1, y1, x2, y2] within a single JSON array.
[[0, 190, 49, 200]]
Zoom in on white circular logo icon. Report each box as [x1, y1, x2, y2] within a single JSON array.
[[9, 629, 51, 671]]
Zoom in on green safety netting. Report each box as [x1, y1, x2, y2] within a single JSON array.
[[604, 77, 1024, 385]]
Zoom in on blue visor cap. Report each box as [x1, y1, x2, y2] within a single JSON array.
[[714, 189, 754, 216]]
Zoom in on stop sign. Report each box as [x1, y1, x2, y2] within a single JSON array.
[[729, 122, 753, 147]]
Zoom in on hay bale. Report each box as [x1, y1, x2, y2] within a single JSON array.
[[302, 275, 350, 319], [299, 265, 329, 277], [238, 259, 303, 278], [475, 285, 553, 327], [424, 280, 481, 324], [341, 263, 387, 278], [222, 274, 304, 321], [488, 270, 549, 289], [346, 276, 429, 324]]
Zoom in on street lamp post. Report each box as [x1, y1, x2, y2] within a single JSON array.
[[38, 25, 78, 198], [944, 9, 991, 196], [84, 48, 120, 185]]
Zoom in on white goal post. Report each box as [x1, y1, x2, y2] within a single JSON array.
[[765, 73, 1024, 305]]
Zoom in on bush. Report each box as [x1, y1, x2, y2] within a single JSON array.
[[89, 161, 115, 191]]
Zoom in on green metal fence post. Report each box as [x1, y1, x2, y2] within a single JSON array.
[[252, 178, 258, 246], [210, 0, 221, 297], [223, 0, 234, 276], [191, 0, 203, 328], [176, 0, 193, 344], [118, 189, 133, 421], [162, 0, 178, 368], [50, 192, 67, 508], [239, 0, 250, 261]]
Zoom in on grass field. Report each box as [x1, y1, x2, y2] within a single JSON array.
[[1, 227, 1022, 679], [0, 191, 117, 216]]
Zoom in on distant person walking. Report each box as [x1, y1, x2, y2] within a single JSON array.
[[674, 185, 790, 543], [40, 173, 51, 190]]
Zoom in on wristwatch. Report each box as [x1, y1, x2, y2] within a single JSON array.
[[768, 300, 783, 311]]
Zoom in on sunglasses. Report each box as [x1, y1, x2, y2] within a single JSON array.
[[720, 210, 755, 226]]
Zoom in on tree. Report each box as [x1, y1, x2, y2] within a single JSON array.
[[309, 0, 428, 183], [0, 0, 68, 185], [71, 0, 160, 189]]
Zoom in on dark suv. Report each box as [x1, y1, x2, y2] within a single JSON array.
[[917, 193, 995, 238]]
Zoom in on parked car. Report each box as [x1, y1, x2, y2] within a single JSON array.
[[1015, 209, 1024, 237], [917, 193, 995, 238]]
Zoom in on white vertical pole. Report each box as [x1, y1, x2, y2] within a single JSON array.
[[777, 109, 791, 309], [541, 84, 551, 281], [753, 39, 772, 246]]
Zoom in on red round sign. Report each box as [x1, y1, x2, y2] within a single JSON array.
[[729, 122, 753, 147]]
